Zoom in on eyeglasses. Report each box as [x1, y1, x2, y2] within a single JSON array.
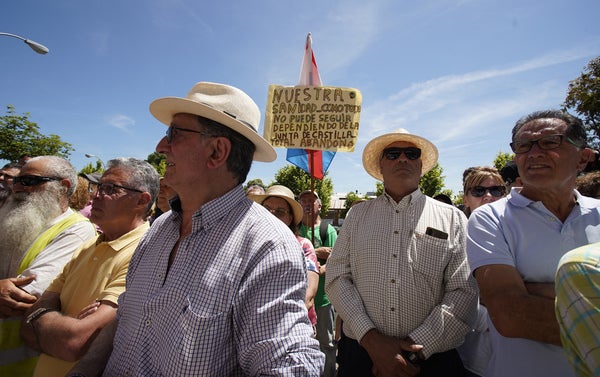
[[469, 185, 505, 198], [263, 205, 291, 218], [89, 182, 143, 197], [13, 175, 63, 186], [165, 126, 212, 144], [510, 134, 583, 154], [382, 147, 422, 161]]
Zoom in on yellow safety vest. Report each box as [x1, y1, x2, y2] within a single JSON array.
[[0, 212, 91, 376]]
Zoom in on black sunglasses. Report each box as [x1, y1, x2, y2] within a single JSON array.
[[14, 175, 63, 187], [382, 147, 422, 161], [165, 126, 212, 144], [469, 186, 505, 198]]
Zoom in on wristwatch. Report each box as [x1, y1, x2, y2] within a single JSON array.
[[25, 307, 55, 324]]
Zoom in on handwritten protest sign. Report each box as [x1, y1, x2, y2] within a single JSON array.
[[264, 85, 362, 152]]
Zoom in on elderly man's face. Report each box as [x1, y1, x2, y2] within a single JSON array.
[[513, 118, 590, 193], [155, 113, 215, 192], [379, 141, 422, 189], [13, 160, 65, 195]]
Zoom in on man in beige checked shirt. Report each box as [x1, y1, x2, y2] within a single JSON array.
[[326, 129, 477, 377]]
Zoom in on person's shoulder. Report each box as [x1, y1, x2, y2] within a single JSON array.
[[559, 242, 600, 268]]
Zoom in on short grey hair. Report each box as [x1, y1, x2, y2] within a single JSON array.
[[106, 157, 160, 213]]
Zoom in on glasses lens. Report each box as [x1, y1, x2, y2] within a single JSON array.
[[384, 150, 401, 160], [403, 147, 421, 160], [383, 147, 422, 161], [538, 135, 562, 149], [166, 127, 173, 143], [15, 176, 46, 186], [470, 186, 505, 198]]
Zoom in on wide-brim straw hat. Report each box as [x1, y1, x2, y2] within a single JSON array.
[[249, 185, 304, 225], [149, 82, 277, 162], [362, 128, 438, 181]]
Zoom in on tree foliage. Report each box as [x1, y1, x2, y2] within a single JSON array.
[[564, 56, 600, 147], [493, 151, 514, 171], [272, 164, 334, 215], [419, 162, 446, 197], [0, 105, 74, 161], [146, 152, 166, 176], [79, 161, 104, 175]]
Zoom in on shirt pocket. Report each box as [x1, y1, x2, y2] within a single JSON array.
[[150, 293, 232, 374], [410, 232, 451, 297]]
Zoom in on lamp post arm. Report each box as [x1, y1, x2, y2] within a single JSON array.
[[0, 32, 49, 54]]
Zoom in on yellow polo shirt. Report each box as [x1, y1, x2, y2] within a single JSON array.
[[33, 222, 150, 377]]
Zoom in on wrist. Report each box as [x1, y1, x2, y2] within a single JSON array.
[[26, 307, 56, 325]]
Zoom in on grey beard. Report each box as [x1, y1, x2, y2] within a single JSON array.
[[0, 186, 64, 278]]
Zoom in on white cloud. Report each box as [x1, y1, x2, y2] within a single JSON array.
[[108, 114, 135, 132]]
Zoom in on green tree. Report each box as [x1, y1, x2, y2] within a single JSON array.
[[375, 181, 384, 196], [0, 105, 74, 161], [273, 165, 334, 215], [79, 160, 104, 175], [493, 151, 514, 171], [419, 162, 446, 197], [146, 152, 166, 176], [563, 56, 600, 147]]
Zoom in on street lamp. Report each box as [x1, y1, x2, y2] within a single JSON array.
[[0, 32, 49, 54], [85, 154, 105, 170]]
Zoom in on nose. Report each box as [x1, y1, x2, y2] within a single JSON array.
[[156, 136, 170, 154]]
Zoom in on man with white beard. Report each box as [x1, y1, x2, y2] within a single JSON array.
[[0, 156, 96, 376]]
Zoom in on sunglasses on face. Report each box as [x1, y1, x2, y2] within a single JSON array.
[[13, 175, 63, 187], [165, 126, 212, 144], [89, 182, 143, 197], [263, 205, 291, 218], [510, 134, 583, 154], [382, 147, 422, 161], [469, 185, 505, 198]]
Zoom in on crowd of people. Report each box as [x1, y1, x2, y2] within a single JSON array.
[[0, 80, 599, 377]]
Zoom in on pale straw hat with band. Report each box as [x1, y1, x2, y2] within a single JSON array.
[[249, 185, 304, 225], [149, 82, 277, 162], [362, 128, 438, 181]]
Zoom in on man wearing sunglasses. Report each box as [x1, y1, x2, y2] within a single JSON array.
[[70, 82, 324, 377], [0, 156, 96, 375], [326, 129, 477, 377], [20, 157, 159, 377], [467, 110, 600, 377], [0, 162, 22, 209]]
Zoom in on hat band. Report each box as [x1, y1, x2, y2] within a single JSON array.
[[200, 101, 259, 135]]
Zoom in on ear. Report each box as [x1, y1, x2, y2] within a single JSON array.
[[61, 178, 72, 193], [206, 137, 231, 169], [136, 192, 152, 210], [577, 148, 594, 173]]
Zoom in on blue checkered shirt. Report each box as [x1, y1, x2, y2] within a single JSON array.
[[103, 186, 324, 376]]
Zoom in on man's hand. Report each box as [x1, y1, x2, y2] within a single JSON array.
[[315, 246, 332, 261], [0, 276, 37, 318], [78, 300, 101, 319], [360, 329, 422, 377]]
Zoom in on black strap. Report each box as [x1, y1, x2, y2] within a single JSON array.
[[319, 221, 328, 246]]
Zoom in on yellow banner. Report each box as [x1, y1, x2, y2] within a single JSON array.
[[264, 85, 362, 152]]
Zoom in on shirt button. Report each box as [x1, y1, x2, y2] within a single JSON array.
[[145, 319, 151, 326], [394, 230, 399, 234], [391, 279, 396, 283], [390, 307, 395, 312], [393, 254, 397, 258], [396, 210, 400, 213]]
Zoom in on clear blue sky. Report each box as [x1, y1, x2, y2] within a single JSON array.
[[2, 1, 599, 196]]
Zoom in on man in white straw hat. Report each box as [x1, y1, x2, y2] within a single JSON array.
[[70, 82, 324, 376], [326, 129, 477, 377]]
